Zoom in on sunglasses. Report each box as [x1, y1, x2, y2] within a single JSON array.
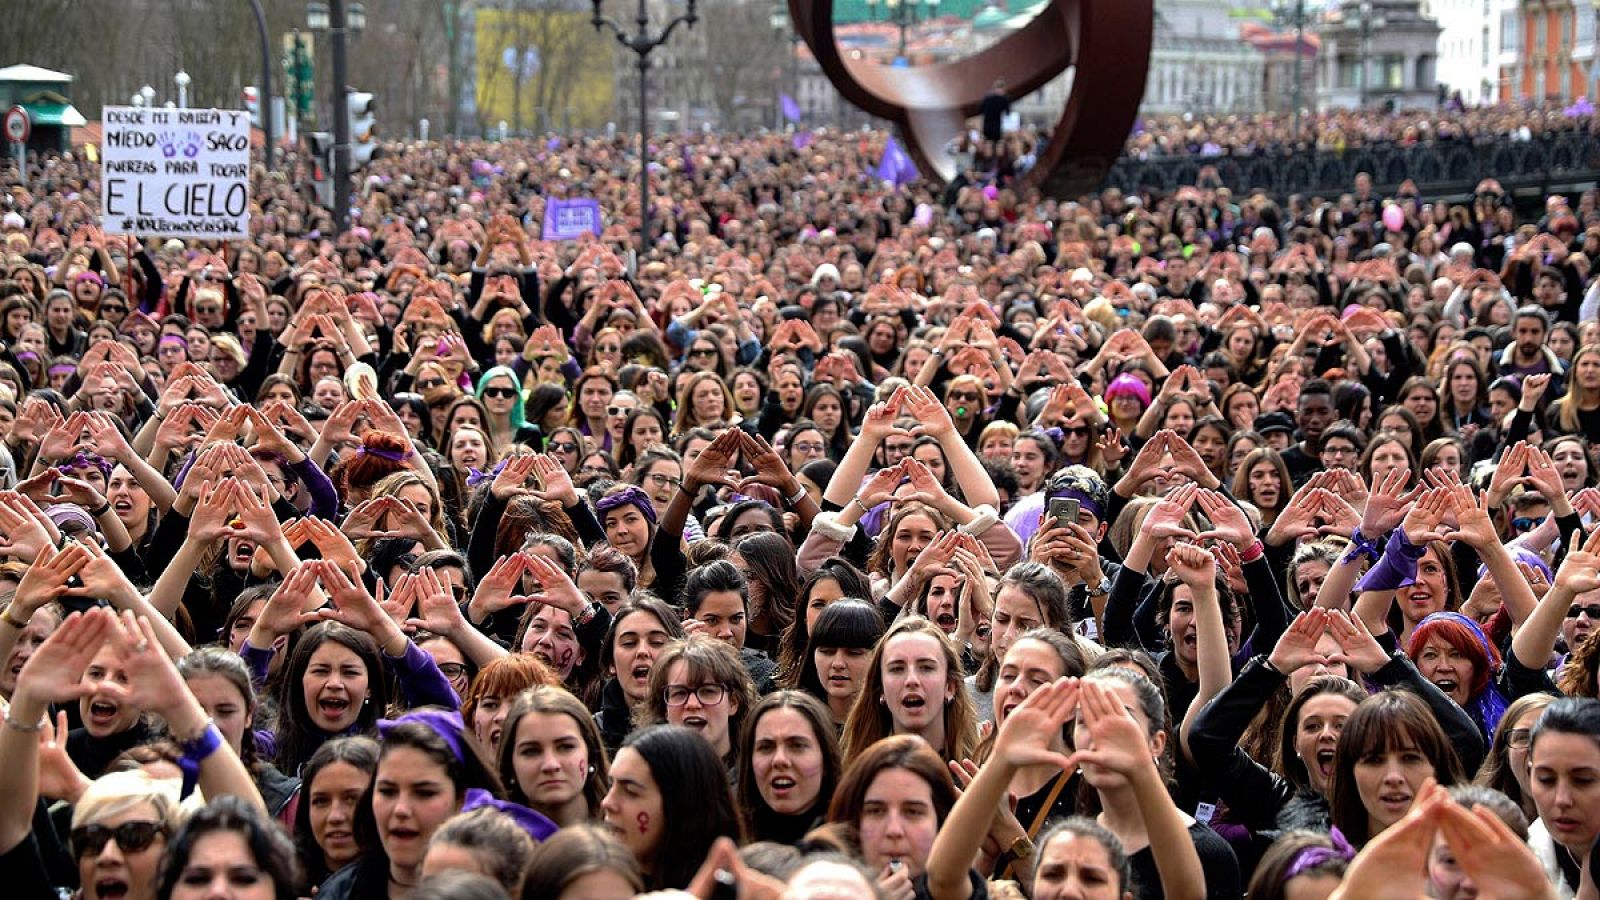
[[1567, 605, 1600, 620], [417, 378, 446, 390], [688, 347, 718, 358], [607, 406, 634, 417], [99, 304, 128, 315], [72, 821, 166, 858], [1511, 516, 1546, 532], [1061, 426, 1092, 437], [947, 391, 981, 404], [548, 441, 580, 453], [482, 386, 518, 399]]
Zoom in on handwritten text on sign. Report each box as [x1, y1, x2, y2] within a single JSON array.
[[101, 107, 251, 239]]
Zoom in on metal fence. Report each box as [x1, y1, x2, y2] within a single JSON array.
[[1101, 128, 1600, 198]]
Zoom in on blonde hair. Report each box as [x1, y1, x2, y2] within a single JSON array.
[[71, 769, 187, 831]]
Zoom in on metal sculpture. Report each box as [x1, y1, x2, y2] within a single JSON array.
[[789, 0, 1153, 197]]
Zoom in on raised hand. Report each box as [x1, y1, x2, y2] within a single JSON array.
[[992, 678, 1080, 770], [1399, 487, 1453, 545], [1193, 490, 1256, 549], [1325, 608, 1393, 673], [11, 607, 119, 708], [1164, 541, 1217, 589], [490, 453, 539, 500], [1267, 608, 1332, 674], [1144, 483, 1199, 541], [1361, 465, 1419, 536], [468, 553, 529, 623]]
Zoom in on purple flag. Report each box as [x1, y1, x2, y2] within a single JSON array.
[[792, 130, 813, 150], [781, 94, 802, 123], [541, 197, 603, 241], [876, 134, 917, 187]]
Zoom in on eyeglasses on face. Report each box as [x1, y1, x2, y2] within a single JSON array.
[[1566, 605, 1600, 620], [689, 347, 718, 358], [947, 391, 981, 404], [580, 464, 613, 475], [664, 684, 727, 707], [1504, 728, 1532, 749], [645, 472, 682, 487], [417, 378, 446, 390], [436, 662, 469, 680], [72, 821, 166, 858], [607, 406, 634, 417], [482, 386, 519, 399], [548, 441, 580, 453], [790, 442, 826, 454], [1511, 516, 1547, 532], [99, 304, 128, 315]]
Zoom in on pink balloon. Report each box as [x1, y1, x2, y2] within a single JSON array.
[[1382, 205, 1404, 232]]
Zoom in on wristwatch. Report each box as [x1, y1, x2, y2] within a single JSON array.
[[1009, 835, 1036, 860], [1085, 576, 1112, 599]]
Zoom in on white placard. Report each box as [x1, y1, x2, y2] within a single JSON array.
[[100, 106, 251, 239]]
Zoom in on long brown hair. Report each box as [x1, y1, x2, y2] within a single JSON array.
[[1328, 690, 1465, 846], [839, 617, 977, 764]]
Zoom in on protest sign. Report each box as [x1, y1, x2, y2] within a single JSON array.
[[541, 197, 603, 241], [100, 106, 252, 239]]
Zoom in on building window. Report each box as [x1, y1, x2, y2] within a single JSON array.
[[1561, 10, 1572, 48], [1501, 11, 1519, 51], [1339, 56, 1362, 87], [1579, 9, 1596, 45]]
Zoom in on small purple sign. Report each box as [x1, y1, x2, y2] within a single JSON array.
[[541, 197, 603, 241]]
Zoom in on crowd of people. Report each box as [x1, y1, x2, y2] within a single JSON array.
[[0, 120, 1596, 900]]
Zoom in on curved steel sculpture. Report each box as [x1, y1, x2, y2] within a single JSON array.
[[790, 0, 1153, 197]]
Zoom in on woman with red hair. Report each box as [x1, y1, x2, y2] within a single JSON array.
[[1407, 611, 1510, 741]]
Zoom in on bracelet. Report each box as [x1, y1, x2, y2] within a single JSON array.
[[90, 501, 113, 518], [1238, 540, 1266, 564], [0, 605, 29, 630], [4, 711, 45, 733], [850, 496, 870, 515], [786, 484, 808, 506]]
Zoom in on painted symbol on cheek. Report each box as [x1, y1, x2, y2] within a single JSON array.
[[559, 647, 574, 668], [637, 812, 650, 835]]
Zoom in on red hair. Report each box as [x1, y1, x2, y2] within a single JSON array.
[[1407, 615, 1499, 699], [337, 430, 411, 496]]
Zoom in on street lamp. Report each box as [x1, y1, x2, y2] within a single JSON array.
[[591, 0, 701, 255], [867, 0, 937, 60], [308, 0, 362, 234], [1353, 0, 1387, 108], [174, 70, 191, 108]]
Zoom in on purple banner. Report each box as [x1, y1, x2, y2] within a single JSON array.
[[541, 197, 603, 241]]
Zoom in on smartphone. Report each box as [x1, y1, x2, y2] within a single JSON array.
[[1047, 496, 1080, 530]]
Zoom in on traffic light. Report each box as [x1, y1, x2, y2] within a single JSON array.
[[306, 131, 335, 207], [243, 86, 261, 127], [347, 91, 379, 167]]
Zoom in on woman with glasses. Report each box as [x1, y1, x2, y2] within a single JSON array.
[[639, 636, 757, 770], [543, 426, 586, 475], [680, 334, 729, 379], [627, 447, 683, 521], [474, 366, 541, 451], [1474, 693, 1555, 821]]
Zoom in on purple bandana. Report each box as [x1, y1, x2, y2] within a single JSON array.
[[355, 444, 409, 463], [594, 485, 657, 525], [58, 451, 114, 478], [1283, 828, 1355, 881], [377, 710, 558, 841], [465, 458, 509, 488]]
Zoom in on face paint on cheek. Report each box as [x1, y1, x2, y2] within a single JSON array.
[[559, 647, 574, 668], [637, 812, 650, 834]]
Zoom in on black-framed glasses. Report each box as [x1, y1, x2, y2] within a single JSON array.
[[1566, 605, 1600, 620], [645, 472, 682, 488], [548, 441, 580, 453], [99, 304, 128, 315], [417, 378, 446, 390], [482, 386, 519, 399], [71, 821, 166, 858], [688, 347, 718, 358], [1062, 426, 1092, 437], [664, 684, 727, 707], [947, 391, 981, 403], [436, 662, 469, 680], [1321, 444, 1358, 458]]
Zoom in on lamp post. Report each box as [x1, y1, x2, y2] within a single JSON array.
[[174, 71, 191, 108], [866, 0, 938, 61], [247, 0, 275, 170], [1353, 0, 1387, 108], [590, 0, 700, 256], [307, 0, 367, 234]]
